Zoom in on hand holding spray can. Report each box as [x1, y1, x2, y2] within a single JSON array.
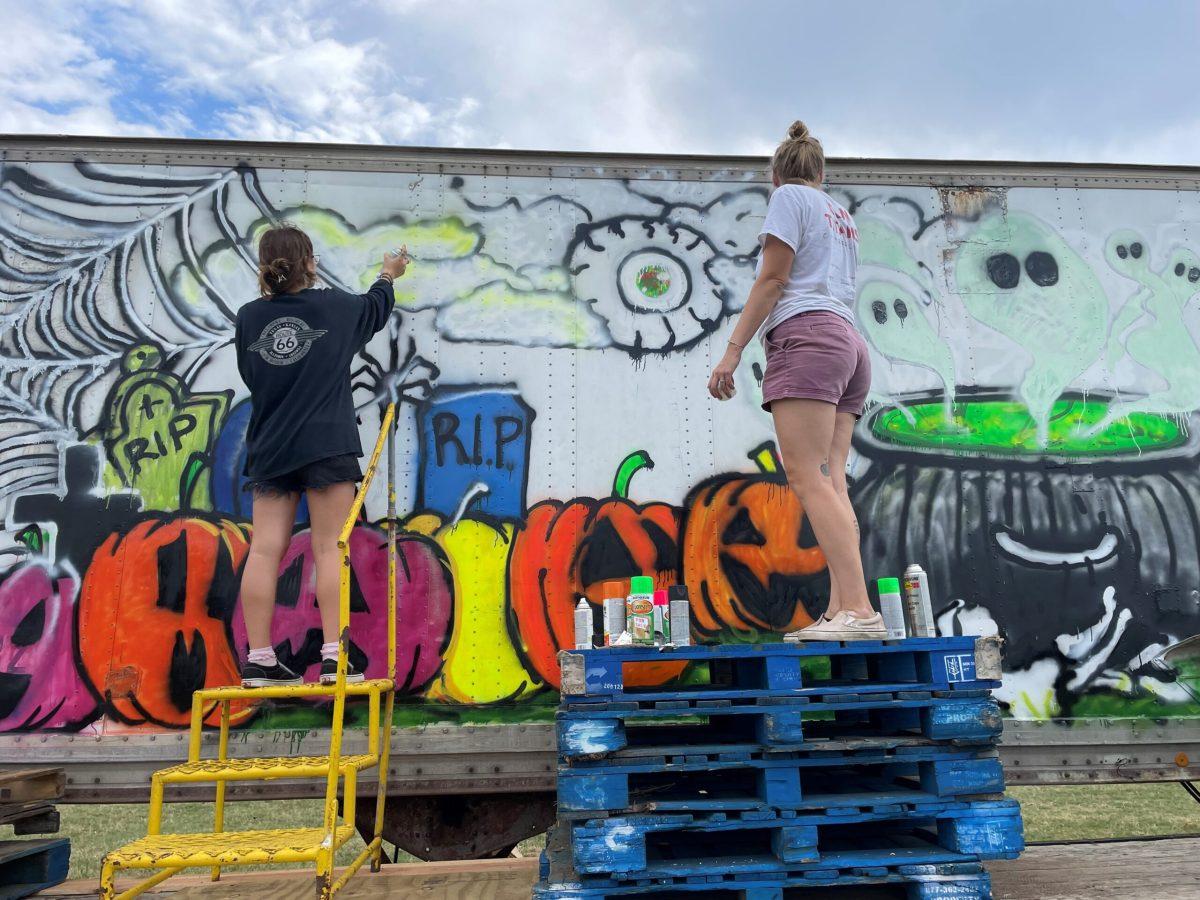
[[902, 564, 936, 637]]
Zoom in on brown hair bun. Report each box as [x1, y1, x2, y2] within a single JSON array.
[[787, 120, 810, 141], [256, 225, 316, 296]]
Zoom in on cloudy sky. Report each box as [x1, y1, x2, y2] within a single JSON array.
[[2, 0, 1197, 164]]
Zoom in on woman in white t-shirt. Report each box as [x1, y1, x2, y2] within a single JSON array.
[[708, 120, 882, 642]]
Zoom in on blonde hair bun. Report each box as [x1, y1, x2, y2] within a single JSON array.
[[772, 120, 824, 184], [787, 120, 810, 141]]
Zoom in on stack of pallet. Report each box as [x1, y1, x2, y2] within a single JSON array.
[[0, 768, 70, 898], [536, 637, 1023, 899]]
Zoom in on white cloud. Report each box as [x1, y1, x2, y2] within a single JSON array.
[[386, 0, 704, 154], [0, 0, 157, 136], [93, 0, 479, 145]]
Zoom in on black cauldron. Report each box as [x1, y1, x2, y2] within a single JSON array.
[[850, 388, 1200, 713]]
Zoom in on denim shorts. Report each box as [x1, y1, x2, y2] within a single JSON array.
[[248, 454, 363, 497], [760, 311, 872, 416]]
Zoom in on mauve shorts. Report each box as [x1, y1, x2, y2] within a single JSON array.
[[760, 311, 872, 416]]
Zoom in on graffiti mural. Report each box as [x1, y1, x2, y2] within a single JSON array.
[[1, 152, 1199, 737]]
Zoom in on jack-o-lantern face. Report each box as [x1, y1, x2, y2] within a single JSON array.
[[683, 443, 828, 638], [231, 524, 452, 692], [79, 517, 255, 728], [511, 451, 686, 688], [0, 563, 97, 731]]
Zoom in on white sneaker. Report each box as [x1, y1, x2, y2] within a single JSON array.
[[792, 610, 887, 642], [783, 616, 831, 643]]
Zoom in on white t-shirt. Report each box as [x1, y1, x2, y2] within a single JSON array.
[[756, 184, 859, 338]]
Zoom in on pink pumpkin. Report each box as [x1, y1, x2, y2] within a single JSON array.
[[233, 525, 452, 692], [0, 563, 97, 731]]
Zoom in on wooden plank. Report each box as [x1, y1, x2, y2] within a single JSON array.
[[0, 769, 64, 805], [988, 838, 1200, 900], [36, 838, 1200, 899]]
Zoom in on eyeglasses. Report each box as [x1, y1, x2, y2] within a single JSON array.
[[312, 254, 321, 264]]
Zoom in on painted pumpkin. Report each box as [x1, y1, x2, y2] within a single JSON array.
[[851, 389, 1200, 714], [510, 451, 685, 688], [78, 516, 255, 728], [682, 443, 828, 639], [407, 485, 542, 704], [230, 524, 453, 693], [0, 563, 97, 731]]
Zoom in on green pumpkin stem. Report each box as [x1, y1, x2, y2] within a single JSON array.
[[748, 441, 781, 475], [612, 450, 654, 499]]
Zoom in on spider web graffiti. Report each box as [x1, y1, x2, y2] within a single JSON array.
[[0, 162, 276, 503]]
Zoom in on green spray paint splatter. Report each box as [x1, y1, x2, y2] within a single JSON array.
[[872, 398, 1184, 456], [636, 264, 671, 299], [954, 213, 1108, 446]]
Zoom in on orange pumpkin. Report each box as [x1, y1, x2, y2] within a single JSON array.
[[79, 516, 256, 728], [681, 443, 828, 639], [510, 451, 686, 689]]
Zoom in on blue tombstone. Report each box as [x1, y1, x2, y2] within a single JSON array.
[[416, 386, 534, 521]]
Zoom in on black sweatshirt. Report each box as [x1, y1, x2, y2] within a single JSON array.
[[234, 280, 395, 480]]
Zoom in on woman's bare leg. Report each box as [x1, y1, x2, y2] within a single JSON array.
[[305, 482, 358, 645], [822, 412, 861, 617], [241, 490, 301, 650], [772, 399, 872, 618]]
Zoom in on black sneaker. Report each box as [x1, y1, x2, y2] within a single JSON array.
[[319, 658, 366, 685], [241, 660, 302, 688]]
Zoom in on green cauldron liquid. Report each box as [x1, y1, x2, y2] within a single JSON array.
[[872, 399, 1185, 457]]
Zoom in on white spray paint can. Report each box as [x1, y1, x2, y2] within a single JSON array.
[[602, 581, 626, 647], [877, 577, 907, 641], [668, 585, 691, 646], [903, 564, 936, 637], [574, 598, 594, 650]]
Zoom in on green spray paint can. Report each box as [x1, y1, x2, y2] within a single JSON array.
[[877, 577, 907, 641], [626, 576, 655, 646]]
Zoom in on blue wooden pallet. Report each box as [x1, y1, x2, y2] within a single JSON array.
[[558, 744, 1004, 814], [566, 799, 1022, 877], [559, 693, 1002, 758], [558, 638, 996, 704], [0, 838, 71, 899], [536, 850, 993, 898]]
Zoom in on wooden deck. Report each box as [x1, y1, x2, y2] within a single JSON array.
[[39, 837, 1200, 899]]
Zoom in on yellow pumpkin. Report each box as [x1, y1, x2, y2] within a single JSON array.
[[406, 485, 541, 704]]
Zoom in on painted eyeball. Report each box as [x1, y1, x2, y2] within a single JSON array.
[[568, 218, 726, 355]]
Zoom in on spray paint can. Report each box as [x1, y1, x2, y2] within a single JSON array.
[[653, 589, 670, 645], [574, 598, 594, 650], [877, 577, 907, 641], [903, 564, 936, 638], [626, 576, 655, 645], [602, 580, 626, 646], [668, 584, 691, 646]]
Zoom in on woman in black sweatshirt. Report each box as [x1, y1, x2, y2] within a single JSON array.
[[234, 225, 410, 687]]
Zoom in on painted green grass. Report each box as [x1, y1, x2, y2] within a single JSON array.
[[873, 399, 1185, 456], [11, 783, 1199, 882]]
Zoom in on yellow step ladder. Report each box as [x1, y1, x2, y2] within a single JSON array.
[[100, 404, 401, 899]]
